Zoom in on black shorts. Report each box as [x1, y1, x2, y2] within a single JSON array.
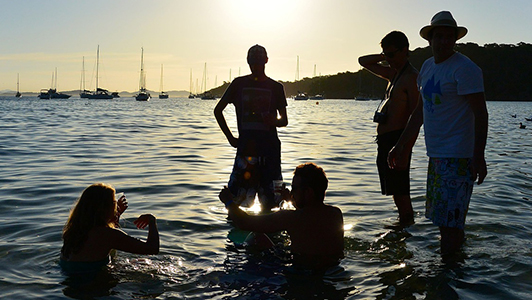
[[376, 129, 410, 196]]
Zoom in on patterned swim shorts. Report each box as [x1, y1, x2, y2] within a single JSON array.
[[425, 158, 474, 229], [228, 155, 282, 209]]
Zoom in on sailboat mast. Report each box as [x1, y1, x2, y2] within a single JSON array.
[[202, 63, 207, 93], [95, 45, 100, 91], [160, 64, 164, 92], [139, 47, 145, 91], [296, 56, 300, 81], [17, 73, 20, 93], [81, 56, 86, 92], [189, 69, 193, 94]]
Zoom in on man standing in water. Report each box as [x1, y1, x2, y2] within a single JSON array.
[[214, 44, 288, 212], [388, 11, 488, 257], [359, 31, 419, 224]]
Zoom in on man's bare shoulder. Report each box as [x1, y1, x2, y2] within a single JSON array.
[[398, 68, 418, 84], [323, 204, 342, 216]]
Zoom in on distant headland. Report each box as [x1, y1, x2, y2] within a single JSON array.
[[209, 42, 532, 101], [3, 43, 530, 101]]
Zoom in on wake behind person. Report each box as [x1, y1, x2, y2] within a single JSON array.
[[358, 31, 419, 224], [214, 44, 288, 212], [219, 163, 344, 272]]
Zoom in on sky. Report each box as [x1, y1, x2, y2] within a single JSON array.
[[1, 0, 530, 94]]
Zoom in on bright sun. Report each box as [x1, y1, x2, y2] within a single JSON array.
[[226, 0, 304, 31]]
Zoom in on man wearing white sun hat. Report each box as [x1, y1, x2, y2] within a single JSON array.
[[388, 11, 488, 257]]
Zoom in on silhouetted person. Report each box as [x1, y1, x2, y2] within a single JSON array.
[[60, 183, 159, 273], [389, 11, 488, 257], [219, 163, 344, 272], [359, 31, 419, 224], [215, 44, 288, 212]]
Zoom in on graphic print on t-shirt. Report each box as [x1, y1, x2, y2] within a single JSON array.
[[241, 87, 272, 131], [422, 75, 442, 114]]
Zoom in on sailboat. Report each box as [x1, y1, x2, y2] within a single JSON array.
[[39, 68, 71, 99], [293, 56, 308, 100], [15, 73, 21, 98], [87, 46, 113, 99], [135, 47, 150, 101], [200, 63, 215, 100], [79, 56, 92, 98], [188, 69, 195, 98], [158, 64, 169, 99]]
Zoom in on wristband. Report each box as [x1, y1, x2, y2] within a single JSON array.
[[225, 200, 233, 208]]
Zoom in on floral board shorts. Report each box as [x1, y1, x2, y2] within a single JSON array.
[[228, 155, 282, 209], [425, 157, 474, 229]]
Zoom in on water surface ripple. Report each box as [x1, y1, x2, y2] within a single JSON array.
[[0, 97, 531, 299]]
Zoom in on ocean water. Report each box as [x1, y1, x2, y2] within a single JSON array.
[[0, 97, 531, 299]]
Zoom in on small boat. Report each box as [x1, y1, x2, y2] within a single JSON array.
[[525, 117, 532, 122], [355, 95, 371, 101], [158, 64, 169, 99], [88, 88, 114, 99], [294, 92, 308, 100], [136, 91, 150, 101], [135, 48, 151, 101], [111, 92, 120, 98], [39, 69, 71, 99], [80, 90, 92, 98], [15, 73, 21, 98], [87, 46, 113, 99], [309, 94, 324, 100], [38, 89, 51, 99], [39, 88, 71, 99]]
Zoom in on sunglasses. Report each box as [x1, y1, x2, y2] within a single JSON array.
[[381, 49, 400, 58]]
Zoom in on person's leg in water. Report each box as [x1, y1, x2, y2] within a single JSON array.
[[258, 157, 282, 213], [377, 130, 413, 225], [394, 194, 414, 225], [440, 226, 465, 256]]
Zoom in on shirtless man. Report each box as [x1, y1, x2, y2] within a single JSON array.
[[219, 163, 344, 272], [358, 31, 419, 224]]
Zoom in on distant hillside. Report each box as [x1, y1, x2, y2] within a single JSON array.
[[208, 42, 532, 101]]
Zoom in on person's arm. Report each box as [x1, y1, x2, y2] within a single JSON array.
[[109, 214, 159, 255], [405, 72, 420, 115], [214, 97, 238, 148], [113, 194, 128, 227], [276, 105, 288, 127], [388, 94, 424, 170], [219, 187, 291, 233], [467, 92, 488, 184], [358, 54, 394, 81]]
